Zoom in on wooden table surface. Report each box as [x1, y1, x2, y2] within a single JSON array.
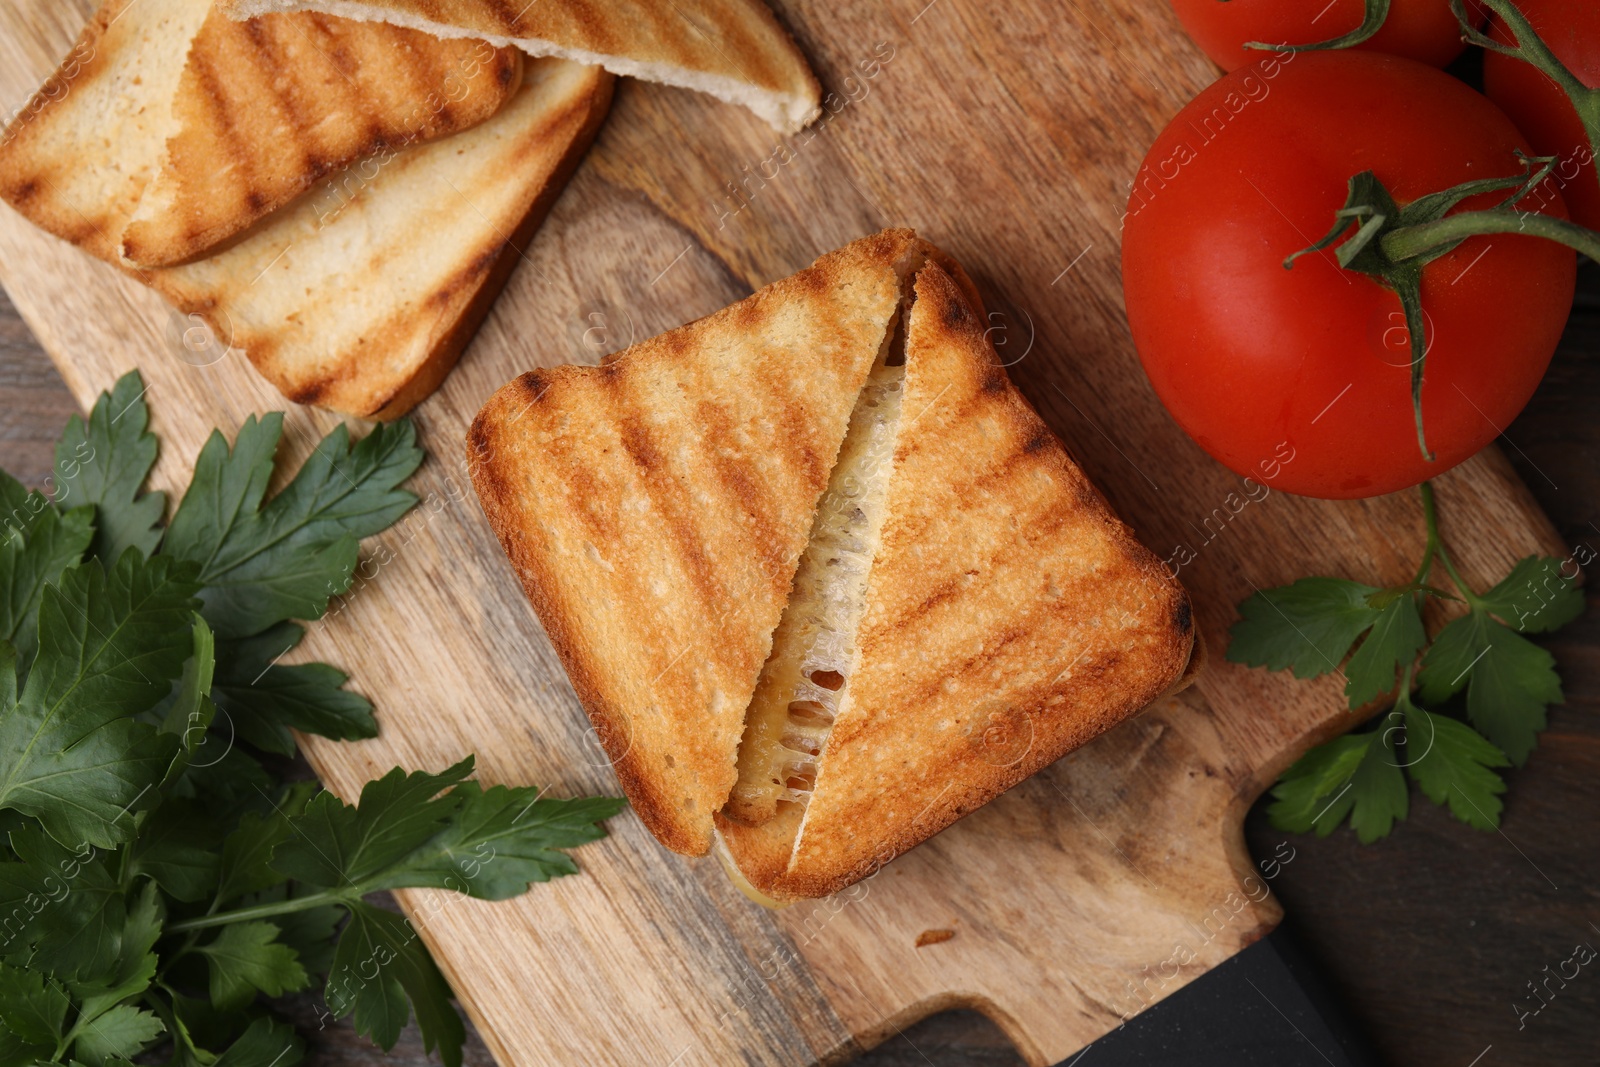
[[4, 261, 1597, 1066]]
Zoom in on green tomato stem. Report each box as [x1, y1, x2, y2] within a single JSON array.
[[1394, 659, 1418, 712], [166, 889, 347, 933], [1411, 484, 1442, 589], [1382, 208, 1600, 263], [1416, 481, 1484, 609], [1244, 0, 1391, 53], [1457, 0, 1600, 169]]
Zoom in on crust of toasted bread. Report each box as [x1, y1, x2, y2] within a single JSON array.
[[120, 10, 523, 267], [145, 59, 611, 419], [717, 263, 1196, 900], [468, 230, 945, 855], [222, 0, 821, 133], [0, 0, 213, 264]]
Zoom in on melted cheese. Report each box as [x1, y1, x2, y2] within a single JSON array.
[[722, 360, 904, 826]]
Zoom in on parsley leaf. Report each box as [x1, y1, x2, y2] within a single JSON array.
[[212, 624, 377, 755], [0, 961, 68, 1045], [1402, 706, 1510, 829], [266, 901, 343, 978], [156, 618, 219, 787], [0, 552, 199, 848], [207, 1017, 304, 1067], [272, 759, 477, 891], [72, 1003, 165, 1066], [197, 922, 309, 1010], [1268, 727, 1408, 843], [52, 371, 165, 566], [1479, 555, 1585, 633], [262, 759, 619, 1066], [127, 801, 221, 902], [272, 758, 624, 899], [1228, 577, 1382, 679], [0, 823, 124, 980], [378, 783, 626, 899], [1418, 611, 1562, 764], [163, 417, 421, 639], [214, 783, 317, 905], [0, 476, 92, 663], [1342, 591, 1426, 709], [328, 902, 464, 1067], [69, 881, 162, 1022]]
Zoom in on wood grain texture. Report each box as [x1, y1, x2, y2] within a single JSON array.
[[0, 3, 1569, 1066]]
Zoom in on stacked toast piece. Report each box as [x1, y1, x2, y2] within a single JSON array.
[[0, 0, 818, 417]]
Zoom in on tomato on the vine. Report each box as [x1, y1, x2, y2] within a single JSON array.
[[1483, 0, 1600, 230], [1121, 51, 1575, 500], [1167, 0, 1473, 71]]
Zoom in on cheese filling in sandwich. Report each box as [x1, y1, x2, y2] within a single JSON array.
[[468, 229, 1198, 901]]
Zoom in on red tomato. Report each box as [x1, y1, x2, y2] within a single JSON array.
[[1167, 0, 1473, 70], [1483, 0, 1600, 230], [1122, 51, 1575, 499]]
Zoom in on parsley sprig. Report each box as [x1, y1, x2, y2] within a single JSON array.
[[1229, 482, 1583, 842], [0, 372, 624, 1067]]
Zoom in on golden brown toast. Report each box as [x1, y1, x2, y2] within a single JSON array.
[[149, 59, 612, 419], [0, 0, 214, 264], [0, 0, 606, 417], [121, 8, 523, 267], [470, 230, 1196, 894], [715, 262, 1196, 899], [467, 231, 947, 855], [222, 0, 822, 133]]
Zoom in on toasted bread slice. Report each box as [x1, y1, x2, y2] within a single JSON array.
[[148, 59, 612, 418], [221, 0, 822, 133], [715, 262, 1196, 900], [120, 8, 523, 267], [0, 0, 215, 264], [468, 231, 953, 856]]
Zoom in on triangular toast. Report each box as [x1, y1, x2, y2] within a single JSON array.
[[149, 59, 613, 418], [121, 7, 523, 267], [467, 231, 946, 855], [0, 0, 521, 268], [715, 262, 1196, 899], [220, 0, 822, 133], [0, 0, 216, 264]]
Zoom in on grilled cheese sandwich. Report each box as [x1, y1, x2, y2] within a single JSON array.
[[469, 230, 1199, 900]]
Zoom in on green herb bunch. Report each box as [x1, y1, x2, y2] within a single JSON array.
[[0, 372, 624, 1067], [1228, 482, 1584, 842]]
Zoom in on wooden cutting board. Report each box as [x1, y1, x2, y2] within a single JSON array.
[[0, 2, 1565, 1064]]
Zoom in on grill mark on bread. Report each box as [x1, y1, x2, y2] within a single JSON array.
[[755, 356, 830, 491], [695, 399, 792, 589], [482, 0, 524, 34], [243, 18, 321, 188], [389, 19, 443, 120], [118, 8, 524, 269], [219, 0, 821, 132], [187, 44, 255, 241], [615, 412, 726, 614]]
